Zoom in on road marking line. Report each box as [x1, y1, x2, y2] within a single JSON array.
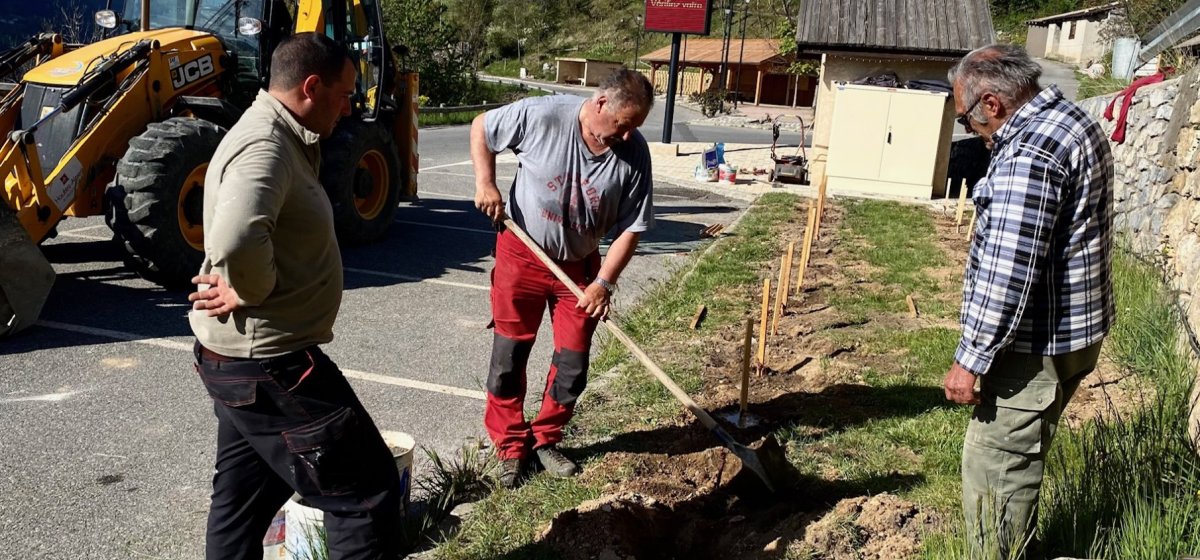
[[0, 391, 78, 403], [424, 171, 515, 181], [33, 320, 486, 400], [62, 224, 109, 233], [419, 159, 474, 171], [417, 190, 473, 200], [393, 220, 494, 235], [342, 368, 485, 400], [343, 267, 489, 291], [37, 320, 195, 351], [419, 154, 512, 172], [56, 230, 111, 241]]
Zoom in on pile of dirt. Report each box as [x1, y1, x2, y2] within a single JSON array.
[[796, 493, 941, 559]]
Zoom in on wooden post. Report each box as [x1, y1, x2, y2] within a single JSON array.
[[944, 177, 953, 201], [794, 206, 817, 297], [771, 256, 787, 335], [754, 67, 764, 106], [906, 294, 919, 318], [966, 207, 977, 238], [780, 241, 796, 305], [955, 178, 969, 230], [757, 278, 770, 370], [740, 316, 752, 427], [815, 176, 828, 241]]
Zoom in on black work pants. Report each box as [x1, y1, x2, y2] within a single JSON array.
[[195, 342, 402, 560]]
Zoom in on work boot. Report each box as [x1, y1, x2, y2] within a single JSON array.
[[496, 458, 523, 489], [535, 445, 578, 478]]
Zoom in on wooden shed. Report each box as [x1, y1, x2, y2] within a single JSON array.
[[554, 58, 625, 87], [639, 38, 817, 107], [795, 0, 995, 195]]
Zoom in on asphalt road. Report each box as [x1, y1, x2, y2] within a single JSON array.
[[0, 117, 752, 557]]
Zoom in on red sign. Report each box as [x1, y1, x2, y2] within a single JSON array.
[[644, 0, 712, 35]]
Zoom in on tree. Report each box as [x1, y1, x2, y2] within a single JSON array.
[[42, 0, 104, 44], [443, 0, 496, 72], [383, 0, 472, 105]]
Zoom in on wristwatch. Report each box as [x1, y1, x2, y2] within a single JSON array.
[[593, 277, 617, 293]]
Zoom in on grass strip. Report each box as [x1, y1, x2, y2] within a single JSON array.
[[783, 199, 969, 513]]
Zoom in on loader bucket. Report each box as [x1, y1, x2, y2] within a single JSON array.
[[0, 205, 54, 337]]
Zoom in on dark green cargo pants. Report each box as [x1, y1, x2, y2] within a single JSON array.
[[961, 340, 1103, 560]]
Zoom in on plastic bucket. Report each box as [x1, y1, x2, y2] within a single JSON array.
[[380, 430, 415, 514], [265, 431, 415, 560], [282, 497, 324, 560], [718, 164, 737, 184]]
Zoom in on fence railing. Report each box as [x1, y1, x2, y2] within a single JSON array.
[[420, 102, 505, 115]]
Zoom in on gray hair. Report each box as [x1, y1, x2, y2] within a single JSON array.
[[595, 68, 655, 113], [948, 44, 1042, 124]]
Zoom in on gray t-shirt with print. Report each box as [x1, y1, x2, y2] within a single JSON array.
[[484, 95, 654, 262]]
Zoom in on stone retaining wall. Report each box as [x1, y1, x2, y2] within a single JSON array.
[[1077, 70, 1200, 347], [1077, 70, 1200, 447]]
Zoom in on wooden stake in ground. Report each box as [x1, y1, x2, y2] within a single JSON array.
[[771, 257, 787, 335], [944, 177, 953, 201], [814, 176, 828, 241], [794, 205, 818, 297], [966, 207, 977, 239], [780, 241, 795, 305], [689, 304, 707, 329], [955, 178, 969, 231], [906, 294, 920, 318], [757, 278, 770, 372], [740, 316, 752, 427]]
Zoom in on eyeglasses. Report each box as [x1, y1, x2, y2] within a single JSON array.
[[956, 96, 982, 129]]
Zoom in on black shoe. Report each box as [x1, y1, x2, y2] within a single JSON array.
[[535, 445, 579, 478], [496, 458, 523, 489]]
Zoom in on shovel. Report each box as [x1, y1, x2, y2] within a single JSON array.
[[502, 218, 780, 491]]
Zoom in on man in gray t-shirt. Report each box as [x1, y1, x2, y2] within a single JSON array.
[[470, 69, 654, 488]]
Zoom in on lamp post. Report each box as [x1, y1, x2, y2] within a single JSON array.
[[733, 0, 750, 108], [633, 14, 643, 69]]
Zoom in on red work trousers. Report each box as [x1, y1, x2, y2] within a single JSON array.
[[485, 229, 601, 460]]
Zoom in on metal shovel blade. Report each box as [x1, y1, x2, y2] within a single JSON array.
[[712, 425, 777, 492]]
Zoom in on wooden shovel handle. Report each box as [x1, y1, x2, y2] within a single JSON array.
[[502, 219, 721, 432]]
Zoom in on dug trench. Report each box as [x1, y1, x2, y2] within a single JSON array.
[[531, 198, 1141, 559]]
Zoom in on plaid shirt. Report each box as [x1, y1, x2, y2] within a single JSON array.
[[956, 85, 1115, 375]]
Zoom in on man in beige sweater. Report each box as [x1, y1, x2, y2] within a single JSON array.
[[188, 33, 402, 559]]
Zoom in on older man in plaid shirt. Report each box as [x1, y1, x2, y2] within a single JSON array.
[[944, 45, 1114, 558]]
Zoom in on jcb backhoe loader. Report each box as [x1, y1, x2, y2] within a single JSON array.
[[0, 0, 418, 337]]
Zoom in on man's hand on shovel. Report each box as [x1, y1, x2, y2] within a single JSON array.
[[578, 282, 611, 320], [475, 183, 506, 224]]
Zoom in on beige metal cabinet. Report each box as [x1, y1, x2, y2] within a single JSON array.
[[826, 83, 954, 199]]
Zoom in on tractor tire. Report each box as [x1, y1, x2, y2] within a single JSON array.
[[107, 117, 225, 288], [320, 120, 402, 245]]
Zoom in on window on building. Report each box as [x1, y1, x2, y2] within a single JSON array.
[[1069, 20, 1077, 40]]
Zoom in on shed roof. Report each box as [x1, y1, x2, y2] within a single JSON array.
[[641, 38, 788, 66], [1026, 2, 1121, 26], [795, 0, 995, 55]]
